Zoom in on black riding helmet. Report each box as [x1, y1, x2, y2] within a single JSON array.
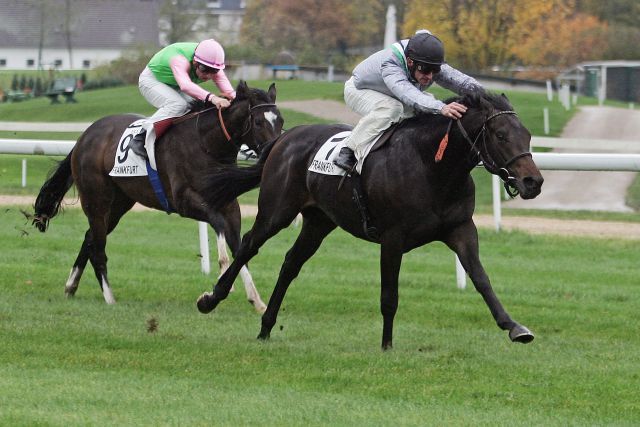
[[405, 31, 445, 74]]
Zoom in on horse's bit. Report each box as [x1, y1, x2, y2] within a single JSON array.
[[456, 110, 532, 198]]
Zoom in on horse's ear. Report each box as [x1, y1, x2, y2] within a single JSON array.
[[501, 93, 510, 101], [236, 80, 249, 99], [267, 83, 277, 103]]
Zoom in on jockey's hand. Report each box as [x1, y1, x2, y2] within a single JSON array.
[[441, 102, 467, 119], [213, 96, 231, 109]]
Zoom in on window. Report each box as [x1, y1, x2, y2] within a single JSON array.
[[83, 60, 91, 68], [207, 1, 221, 8], [0, 59, 6, 67], [54, 59, 63, 67], [26, 59, 35, 67]]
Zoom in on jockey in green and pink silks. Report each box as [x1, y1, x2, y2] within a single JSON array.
[[132, 39, 236, 166]]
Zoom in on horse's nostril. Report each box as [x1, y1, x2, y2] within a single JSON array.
[[523, 176, 543, 189]]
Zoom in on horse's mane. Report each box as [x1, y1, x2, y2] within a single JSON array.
[[187, 99, 212, 113], [445, 88, 513, 111], [186, 86, 272, 114]]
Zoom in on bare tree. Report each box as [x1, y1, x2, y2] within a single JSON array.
[[160, 0, 206, 44]]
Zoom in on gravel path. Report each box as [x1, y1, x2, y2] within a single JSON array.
[[506, 106, 640, 212]]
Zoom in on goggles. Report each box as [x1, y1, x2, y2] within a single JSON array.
[[196, 63, 220, 74], [414, 62, 441, 74]]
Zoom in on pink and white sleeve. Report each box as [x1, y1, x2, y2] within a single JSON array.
[[170, 55, 209, 101], [212, 70, 236, 100]]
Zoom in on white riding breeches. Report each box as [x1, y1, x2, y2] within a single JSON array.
[[138, 67, 194, 169], [342, 76, 415, 173]]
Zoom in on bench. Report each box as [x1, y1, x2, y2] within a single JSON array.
[[45, 78, 78, 104], [269, 64, 299, 80], [4, 90, 29, 102]]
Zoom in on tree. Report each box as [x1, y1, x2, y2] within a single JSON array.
[[241, 0, 387, 65], [403, 0, 608, 72], [160, 0, 207, 44], [403, 0, 520, 70]]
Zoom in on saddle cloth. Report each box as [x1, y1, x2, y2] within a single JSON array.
[[109, 117, 174, 177], [308, 125, 400, 176]]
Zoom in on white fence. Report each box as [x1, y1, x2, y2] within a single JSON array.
[[2, 133, 640, 286], [0, 134, 252, 276]]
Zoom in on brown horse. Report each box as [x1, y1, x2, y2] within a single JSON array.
[[33, 81, 283, 311], [195, 90, 543, 349]]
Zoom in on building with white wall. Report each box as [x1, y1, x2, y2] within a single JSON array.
[[0, 0, 161, 71]]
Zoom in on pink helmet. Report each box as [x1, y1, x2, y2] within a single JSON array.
[[194, 39, 226, 70]]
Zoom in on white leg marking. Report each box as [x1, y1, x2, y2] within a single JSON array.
[[64, 266, 83, 296], [264, 111, 278, 131], [240, 265, 266, 313], [216, 233, 230, 273], [101, 275, 116, 304], [216, 233, 234, 292]]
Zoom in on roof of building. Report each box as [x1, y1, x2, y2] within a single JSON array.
[[0, 0, 160, 49]]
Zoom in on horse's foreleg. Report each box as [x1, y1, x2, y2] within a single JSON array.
[[444, 221, 534, 344], [197, 228, 261, 314], [379, 232, 404, 350], [257, 209, 336, 341], [214, 231, 231, 277], [197, 205, 300, 315], [213, 230, 266, 313], [219, 203, 267, 314]]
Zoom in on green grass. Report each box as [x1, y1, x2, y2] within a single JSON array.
[[1, 205, 639, 425]]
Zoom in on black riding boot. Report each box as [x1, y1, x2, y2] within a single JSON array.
[[129, 130, 148, 160], [333, 147, 356, 172]]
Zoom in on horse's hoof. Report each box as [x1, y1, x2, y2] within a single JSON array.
[[64, 287, 77, 298], [197, 292, 217, 314], [249, 299, 267, 314], [257, 332, 270, 341], [509, 325, 534, 343]]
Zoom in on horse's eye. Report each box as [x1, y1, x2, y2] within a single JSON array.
[[254, 117, 264, 125], [496, 132, 506, 141]]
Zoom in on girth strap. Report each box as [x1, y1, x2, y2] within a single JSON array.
[[146, 160, 175, 214]]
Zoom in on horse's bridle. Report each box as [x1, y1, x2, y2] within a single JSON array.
[[456, 110, 532, 197], [192, 102, 278, 155], [236, 102, 278, 143]]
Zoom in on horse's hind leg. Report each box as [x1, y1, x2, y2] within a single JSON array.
[[64, 230, 92, 297], [444, 221, 534, 344], [257, 208, 336, 340], [82, 193, 134, 304], [220, 201, 267, 313]]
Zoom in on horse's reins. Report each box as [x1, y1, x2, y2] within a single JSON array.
[[440, 110, 532, 197], [175, 102, 277, 147]]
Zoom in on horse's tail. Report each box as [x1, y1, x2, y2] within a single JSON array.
[[204, 136, 279, 210], [33, 150, 75, 232]]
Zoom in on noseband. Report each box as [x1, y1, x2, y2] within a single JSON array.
[[456, 110, 532, 198], [236, 103, 278, 143]]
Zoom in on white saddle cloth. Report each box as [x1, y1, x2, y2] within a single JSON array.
[[109, 119, 149, 177]]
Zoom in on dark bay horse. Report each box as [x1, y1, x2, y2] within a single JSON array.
[[32, 81, 283, 311], [195, 90, 544, 349]]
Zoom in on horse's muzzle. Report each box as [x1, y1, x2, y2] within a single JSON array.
[[518, 175, 544, 199]]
